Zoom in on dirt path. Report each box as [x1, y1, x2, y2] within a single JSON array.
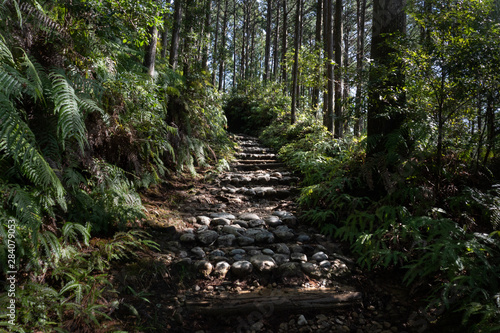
[[121, 134, 423, 333]]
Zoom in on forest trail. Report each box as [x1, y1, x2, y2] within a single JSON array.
[[138, 135, 415, 332]]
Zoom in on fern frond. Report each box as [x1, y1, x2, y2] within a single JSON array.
[[5, 185, 42, 230], [49, 72, 86, 152], [38, 230, 63, 266], [62, 222, 90, 247], [60, 280, 83, 304], [0, 35, 15, 65], [0, 93, 66, 208], [62, 167, 86, 189], [19, 51, 44, 101], [19, 1, 70, 40], [76, 95, 109, 124], [0, 64, 24, 98]]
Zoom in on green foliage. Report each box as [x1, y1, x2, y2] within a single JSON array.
[[225, 80, 290, 135], [0, 227, 157, 332]]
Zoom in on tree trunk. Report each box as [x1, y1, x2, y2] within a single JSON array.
[[312, 0, 322, 112], [273, 0, 281, 79], [250, 19, 256, 78], [291, 0, 302, 125], [241, 3, 247, 81], [264, 0, 273, 81], [160, 1, 171, 59], [281, 0, 288, 92], [483, 94, 495, 165], [334, 0, 343, 138], [218, 0, 228, 91], [169, 0, 183, 70], [182, 0, 194, 76], [233, 1, 237, 87], [324, 0, 334, 133], [202, 0, 212, 71], [342, 6, 350, 134], [354, 0, 366, 136], [367, 0, 406, 156], [212, 0, 221, 85], [144, 23, 158, 77]]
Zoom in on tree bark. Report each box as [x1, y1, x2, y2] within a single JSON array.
[[218, 0, 228, 91], [281, 0, 288, 92], [367, 0, 406, 156], [311, 0, 322, 112], [264, 0, 273, 81], [273, 0, 281, 79], [324, 0, 334, 132], [160, 1, 171, 59], [212, 0, 221, 85], [233, 1, 237, 87], [169, 0, 183, 70], [334, 0, 343, 138], [354, 0, 366, 136], [144, 23, 158, 77], [342, 5, 350, 134], [291, 0, 302, 125], [182, 0, 194, 76], [202, 0, 212, 71]]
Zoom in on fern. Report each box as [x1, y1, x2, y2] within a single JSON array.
[[4, 185, 42, 231], [20, 51, 44, 101], [0, 93, 66, 208], [49, 72, 86, 152], [62, 222, 91, 247]]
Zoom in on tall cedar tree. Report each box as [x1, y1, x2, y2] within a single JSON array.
[[367, 0, 406, 156]]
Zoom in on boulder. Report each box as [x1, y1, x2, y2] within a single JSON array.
[[231, 260, 253, 277], [197, 230, 219, 245], [250, 255, 276, 272]]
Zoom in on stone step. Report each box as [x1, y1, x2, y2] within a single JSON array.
[[221, 175, 300, 186], [234, 159, 278, 164], [235, 186, 296, 198], [240, 147, 274, 154], [232, 162, 286, 171], [238, 140, 261, 147], [235, 153, 277, 160]]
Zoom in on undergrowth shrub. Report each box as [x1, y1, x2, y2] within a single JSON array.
[[260, 112, 500, 331], [225, 80, 290, 135]]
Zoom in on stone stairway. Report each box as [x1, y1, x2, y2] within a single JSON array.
[[159, 134, 370, 332]]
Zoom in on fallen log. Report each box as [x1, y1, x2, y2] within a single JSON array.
[[184, 288, 362, 316]]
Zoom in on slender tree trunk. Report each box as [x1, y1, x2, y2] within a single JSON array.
[[218, 0, 228, 91], [354, 0, 366, 136], [334, 0, 343, 138], [264, 0, 273, 81], [250, 20, 256, 78], [182, 0, 194, 76], [169, 0, 183, 70], [202, 0, 212, 71], [312, 0, 322, 112], [212, 0, 221, 85], [144, 23, 158, 77], [483, 94, 495, 165], [233, 1, 237, 87], [342, 6, 350, 134], [241, 3, 247, 81], [291, 0, 302, 125], [281, 0, 288, 92], [273, 0, 281, 79], [324, 0, 334, 132], [160, 1, 171, 59]]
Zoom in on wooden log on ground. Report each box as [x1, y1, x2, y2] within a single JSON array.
[[184, 289, 362, 316]]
